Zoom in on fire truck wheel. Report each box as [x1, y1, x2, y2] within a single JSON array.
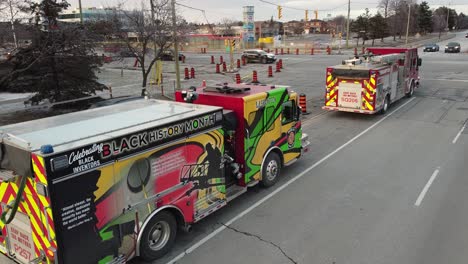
[[260, 152, 281, 187], [406, 83, 414, 98], [140, 211, 177, 261], [380, 95, 390, 114]]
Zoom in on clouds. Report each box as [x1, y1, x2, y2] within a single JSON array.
[[71, 0, 468, 23]]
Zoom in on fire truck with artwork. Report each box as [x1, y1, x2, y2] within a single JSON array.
[[0, 83, 309, 264], [323, 47, 422, 114]]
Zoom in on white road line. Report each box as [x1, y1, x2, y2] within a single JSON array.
[[415, 167, 440, 207], [423, 78, 468, 83], [165, 97, 417, 264], [452, 123, 466, 144]]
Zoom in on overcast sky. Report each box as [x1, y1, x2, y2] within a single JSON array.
[[71, 0, 468, 23]]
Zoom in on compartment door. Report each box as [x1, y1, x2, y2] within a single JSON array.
[[338, 82, 362, 109], [6, 212, 35, 264]]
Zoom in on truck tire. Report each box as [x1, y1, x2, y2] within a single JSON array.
[[260, 152, 281, 187], [380, 95, 390, 115], [406, 82, 414, 98], [140, 211, 177, 261]]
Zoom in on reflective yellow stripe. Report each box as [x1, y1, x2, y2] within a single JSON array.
[[327, 78, 337, 88], [31, 231, 42, 257], [370, 77, 376, 86], [32, 160, 47, 184], [365, 101, 374, 110], [327, 74, 332, 82]]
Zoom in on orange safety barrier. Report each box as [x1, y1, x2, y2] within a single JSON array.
[[252, 70, 259, 83], [190, 67, 195, 79], [235, 73, 241, 84], [268, 65, 273, 77], [299, 93, 309, 114], [184, 67, 189, 79]]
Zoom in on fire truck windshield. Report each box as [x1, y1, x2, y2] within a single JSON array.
[[332, 69, 369, 79]]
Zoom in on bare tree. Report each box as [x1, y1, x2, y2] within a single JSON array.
[[0, 0, 27, 48], [114, 0, 184, 93], [388, 0, 405, 40], [332, 15, 346, 33], [378, 0, 391, 19], [219, 18, 236, 36], [378, 0, 390, 41], [433, 8, 447, 39]]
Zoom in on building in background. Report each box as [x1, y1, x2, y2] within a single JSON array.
[[284, 20, 304, 35], [255, 20, 282, 38], [58, 7, 116, 22]]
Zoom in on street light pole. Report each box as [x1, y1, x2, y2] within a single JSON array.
[[405, 3, 411, 46], [345, 0, 351, 48]]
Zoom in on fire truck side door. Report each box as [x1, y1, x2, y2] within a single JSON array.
[[280, 100, 301, 164]]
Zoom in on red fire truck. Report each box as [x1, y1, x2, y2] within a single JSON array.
[[323, 47, 422, 114], [0, 83, 309, 264]]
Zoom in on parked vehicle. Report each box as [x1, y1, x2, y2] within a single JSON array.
[[445, 42, 461, 53], [241, 49, 276, 63], [159, 49, 184, 61], [423, 43, 439, 52], [323, 47, 421, 114], [0, 83, 309, 264]]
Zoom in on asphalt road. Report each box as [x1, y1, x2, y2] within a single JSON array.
[[146, 31, 468, 264], [1, 31, 467, 264]]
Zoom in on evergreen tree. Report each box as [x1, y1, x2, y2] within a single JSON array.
[[369, 13, 387, 45], [417, 1, 433, 34], [351, 9, 371, 46], [0, 0, 105, 104]]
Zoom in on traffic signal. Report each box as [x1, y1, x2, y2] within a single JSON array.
[[305, 10, 308, 21], [278, 6, 283, 19]]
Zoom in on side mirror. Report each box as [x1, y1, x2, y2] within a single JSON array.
[[417, 58, 422, 67]]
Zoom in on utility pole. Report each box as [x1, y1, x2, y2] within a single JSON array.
[[345, 0, 351, 48], [405, 2, 411, 46], [171, 0, 181, 90], [78, 0, 83, 24]]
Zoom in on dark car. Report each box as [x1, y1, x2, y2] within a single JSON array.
[[159, 49, 184, 61], [423, 43, 439, 52], [241, 49, 276, 64], [120, 50, 137, 57], [445, 42, 461, 53]]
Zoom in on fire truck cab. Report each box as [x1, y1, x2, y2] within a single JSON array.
[[323, 47, 421, 114]]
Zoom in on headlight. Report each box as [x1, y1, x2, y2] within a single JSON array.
[[445, 46, 448, 49], [456, 46, 460, 49]]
